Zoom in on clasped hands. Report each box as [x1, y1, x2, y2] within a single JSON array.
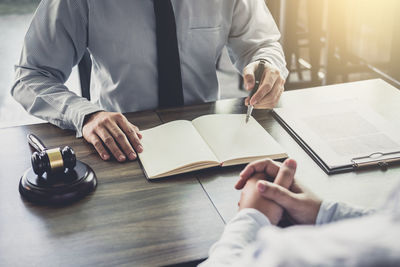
[[236, 158, 322, 225]]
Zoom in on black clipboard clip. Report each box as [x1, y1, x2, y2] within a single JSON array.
[[351, 151, 400, 171]]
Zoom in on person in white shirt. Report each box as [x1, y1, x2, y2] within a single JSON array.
[[200, 158, 400, 267], [12, 0, 287, 162]]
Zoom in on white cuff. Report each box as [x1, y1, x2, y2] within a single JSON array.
[[201, 209, 271, 267], [315, 201, 374, 225], [231, 208, 271, 227], [217, 208, 271, 249]]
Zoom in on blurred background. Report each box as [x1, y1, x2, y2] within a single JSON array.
[[0, 0, 399, 127], [267, 0, 400, 90]]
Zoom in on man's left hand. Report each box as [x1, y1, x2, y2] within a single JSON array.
[[243, 60, 285, 109]]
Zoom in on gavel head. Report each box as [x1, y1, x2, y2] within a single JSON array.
[[31, 146, 76, 176]]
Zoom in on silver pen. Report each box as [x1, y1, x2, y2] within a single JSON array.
[[246, 60, 266, 123]]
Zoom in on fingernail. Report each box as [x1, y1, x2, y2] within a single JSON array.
[[129, 152, 136, 160], [258, 182, 266, 192], [138, 145, 143, 153], [102, 154, 109, 160], [119, 155, 126, 161]]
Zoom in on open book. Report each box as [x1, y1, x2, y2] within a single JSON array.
[[138, 114, 287, 179]]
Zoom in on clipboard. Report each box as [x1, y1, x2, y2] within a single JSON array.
[[272, 100, 400, 174]]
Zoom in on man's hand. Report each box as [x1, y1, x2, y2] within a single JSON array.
[[256, 178, 322, 225], [236, 158, 284, 190], [243, 60, 285, 109], [236, 158, 322, 225], [238, 159, 296, 225], [82, 111, 143, 162]]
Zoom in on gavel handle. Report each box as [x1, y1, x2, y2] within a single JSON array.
[[27, 134, 47, 152]]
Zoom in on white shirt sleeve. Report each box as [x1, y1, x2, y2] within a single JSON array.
[[201, 184, 400, 267], [316, 201, 375, 225], [11, 0, 104, 137], [201, 207, 400, 267], [199, 208, 271, 267], [227, 0, 288, 78]]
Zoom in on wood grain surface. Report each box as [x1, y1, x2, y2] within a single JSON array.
[[0, 110, 224, 267], [1, 79, 399, 266], [158, 79, 400, 223]]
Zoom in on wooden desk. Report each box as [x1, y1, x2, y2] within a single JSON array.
[[157, 79, 400, 223], [1, 79, 399, 266], [0, 111, 224, 266]]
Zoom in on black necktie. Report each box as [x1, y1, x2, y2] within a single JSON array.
[[153, 0, 184, 108]]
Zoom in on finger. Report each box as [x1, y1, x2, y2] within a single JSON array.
[[128, 128, 143, 154], [290, 182, 304, 194], [274, 158, 297, 189], [135, 127, 143, 139], [240, 159, 281, 179], [89, 134, 110, 161], [133, 125, 143, 140], [276, 81, 285, 102], [257, 180, 298, 209], [235, 159, 281, 190], [253, 77, 284, 109], [106, 122, 137, 161], [131, 124, 143, 139], [96, 127, 126, 162], [244, 97, 250, 106], [250, 68, 280, 106], [272, 77, 285, 104], [117, 119, 143, 154], [243, 63, 257, 91]]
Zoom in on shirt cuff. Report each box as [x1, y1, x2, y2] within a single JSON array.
[[203, 209, 271, 266], [220, 208, 271, 245], [315, 201, 375, 225], [65, 101, 103, 138], [250, 58, 289, 80], [315, 201, 334, 225], [232, 208, 272, 227]]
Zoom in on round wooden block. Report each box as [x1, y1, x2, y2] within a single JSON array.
[[19, 160, 97, 205]]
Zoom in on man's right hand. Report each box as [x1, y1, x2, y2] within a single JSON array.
[[82, 111, 143, 162]]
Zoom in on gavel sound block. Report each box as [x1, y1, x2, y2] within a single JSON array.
[[19, 134, 97, 205]]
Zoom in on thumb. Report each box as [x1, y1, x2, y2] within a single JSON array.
[[243, 63, 257, 91], [257, 181, 297, 209]]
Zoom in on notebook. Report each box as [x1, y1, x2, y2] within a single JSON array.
[[138, 114, 287, 179]]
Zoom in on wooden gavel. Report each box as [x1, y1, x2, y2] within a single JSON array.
[[28, 134, 76, 176]]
